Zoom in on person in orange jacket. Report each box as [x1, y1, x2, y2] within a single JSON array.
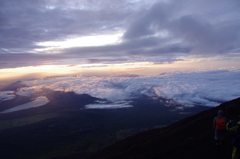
[[213, 110, 227, 146]]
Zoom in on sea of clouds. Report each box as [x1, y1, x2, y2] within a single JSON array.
[[0, 70, 240, 111]]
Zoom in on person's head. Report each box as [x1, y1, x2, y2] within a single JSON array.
[[218, 110, 223, 117]]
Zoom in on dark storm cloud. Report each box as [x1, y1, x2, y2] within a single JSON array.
[[123, 0, 240, 55], [170, 15, 240, 54], [127, 45, 191, 56]]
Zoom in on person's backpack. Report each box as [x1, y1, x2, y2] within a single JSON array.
[[232, 135, 240, 148], [215, 117, 226, 130], [232, 125, 240, 148]]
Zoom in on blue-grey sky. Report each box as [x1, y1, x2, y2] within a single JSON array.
[[0, 0, 240, 79]]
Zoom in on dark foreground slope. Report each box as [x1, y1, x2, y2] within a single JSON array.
[[87, 98, 240, 159]]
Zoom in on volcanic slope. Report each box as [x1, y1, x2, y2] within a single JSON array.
[[87, 97, 240, 159]]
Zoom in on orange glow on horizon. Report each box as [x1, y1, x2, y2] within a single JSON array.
[[0, 62, 171, 80], [1, 57, 239, 81]]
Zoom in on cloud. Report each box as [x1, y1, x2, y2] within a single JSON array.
[[0, 91, 15, 102], [0, 0, 147, 51], [87, 58, 128, 64], [15, 86, 42, 96], [1, 0, 240, 69], [85, 101, 133, 109], [0, 43, 185, 68], [0, 0, 124, 52], [123, 0, 240, 55], [0, 53, 67, 68], [3, 69, 237, 107]]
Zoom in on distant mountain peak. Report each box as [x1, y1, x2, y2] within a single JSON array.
[[0, 81, 26, 91]]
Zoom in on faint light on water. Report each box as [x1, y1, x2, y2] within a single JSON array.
[[0, 96, 49, 113]]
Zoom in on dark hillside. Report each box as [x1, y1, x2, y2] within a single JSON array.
[[0, 94, 209, 159], [87, 98, 240, 159]]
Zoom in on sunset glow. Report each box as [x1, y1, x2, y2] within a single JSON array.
[[1, 56, 239, 82], [0, 0, 239, 91]]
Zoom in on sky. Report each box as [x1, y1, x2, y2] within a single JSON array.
[[0, 0, 240, 80], [0, 0, 240, 110]]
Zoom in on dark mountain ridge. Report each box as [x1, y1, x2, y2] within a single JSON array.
[[87, 97, 240, 159], [0, 81, 26, 91]]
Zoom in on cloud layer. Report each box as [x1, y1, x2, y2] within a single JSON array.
[[3, 69, 237, 107], [85, 101, 133, 109], [0, 91, 15, 102]]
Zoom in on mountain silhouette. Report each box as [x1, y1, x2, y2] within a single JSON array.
[[86, 97, 240, 159], [0, 81, 26, 91]]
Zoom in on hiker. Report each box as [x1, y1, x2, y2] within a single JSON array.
[[227, 118, 240, 159], [213, 110, 227, 146]]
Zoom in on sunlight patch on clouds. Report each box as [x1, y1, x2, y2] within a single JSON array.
[[36, 33, 123, 51], [0, 65, 75, 79]]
